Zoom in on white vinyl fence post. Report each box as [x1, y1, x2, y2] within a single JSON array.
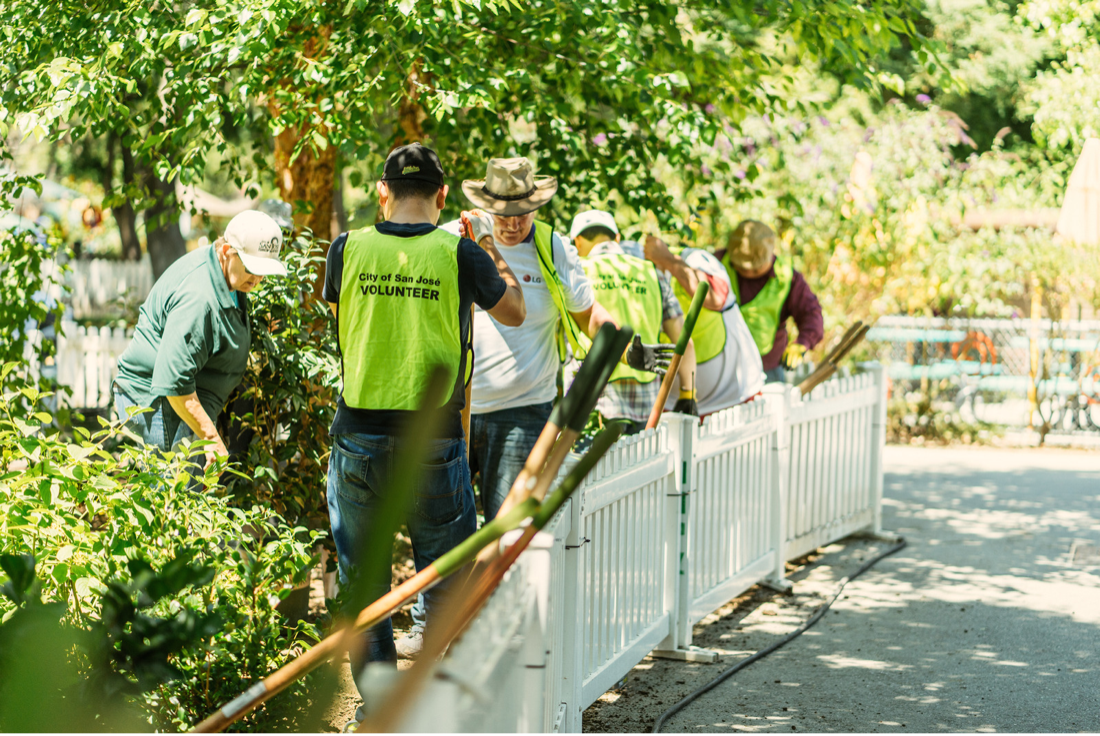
[[868, 362, 888, 534], [652, 414, 719, 663], [763, 384, 793, 591], [558, 490, 586, 733], [655, 414, 693, 652]]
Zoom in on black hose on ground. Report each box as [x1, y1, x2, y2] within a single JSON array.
[[652, 537, 908, 733]]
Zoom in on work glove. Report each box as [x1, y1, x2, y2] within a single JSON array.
[[672, 391, 699, 416], [624, 334, 675, 376], [781, 342, 807, 370], [461, 209, 495, 245]]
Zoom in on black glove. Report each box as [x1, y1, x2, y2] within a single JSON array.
[[624, 334, 675, 376], [672, 397, 699, 416]]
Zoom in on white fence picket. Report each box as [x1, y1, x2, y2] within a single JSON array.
[[783, 371, 880, 560], [24, 320, 133, 411], [406, 365, 890, 733], [687, 398, 775, 624], [65, 256, 153, 318], [576, 428, 677, 709]]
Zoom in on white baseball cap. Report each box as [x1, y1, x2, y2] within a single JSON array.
[[569, 209, 620, 240], [223, 210, 288, 277]]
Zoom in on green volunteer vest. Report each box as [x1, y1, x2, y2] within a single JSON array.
[[338, 226, 462, 411], [533, 221, 587, 361], [581, 250, 663, 384], [665, 246, 727, 364], [727, 255, 793, 356]]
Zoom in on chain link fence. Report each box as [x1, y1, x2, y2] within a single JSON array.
[[866, 316, 1100, 433]]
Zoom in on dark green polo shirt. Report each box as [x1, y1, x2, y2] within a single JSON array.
[[115, 245, 251, 421]]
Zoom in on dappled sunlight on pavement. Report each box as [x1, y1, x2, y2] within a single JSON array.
[[584, 445, 1100, 733]]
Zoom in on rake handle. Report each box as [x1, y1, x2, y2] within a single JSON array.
[[646, 282, 708, 430], [645, 354, 683, 430]]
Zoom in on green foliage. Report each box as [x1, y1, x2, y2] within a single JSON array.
[[0, 386, 326, 730], [0, 552, 219, 731], [1022, 44, 1100, 152], [0, 228, 67, 395], [630, 95, 1097, 332], [223, 233, 339, 530], [88, 553, 222, 700], [1017, 0, 1100, 156], [0, 0, 936, 226], [886, 392, 1000, 444]]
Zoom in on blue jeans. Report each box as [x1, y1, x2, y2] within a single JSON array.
[[764, 366, 787, 384], [113, 385, 196, 450], [470, 401, 554, 520], [327, 433, 476, 687], [410, 401, 555, 635]]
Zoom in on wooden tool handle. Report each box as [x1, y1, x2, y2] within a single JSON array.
[[645, 353, 683, 430], [645, 282, 708, 430]]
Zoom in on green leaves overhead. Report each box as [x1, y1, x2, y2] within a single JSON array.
[[1, 0, 935, 223]]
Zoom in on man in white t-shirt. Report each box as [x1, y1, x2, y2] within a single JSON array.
[[644, 235, 765, 415], [460, 158, 670, 519]]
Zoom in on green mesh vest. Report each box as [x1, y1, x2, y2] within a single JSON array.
[[533, 221, 587, 361], [338, 226, 462, 410], [664, 246, 727, 364], [581, 249, 663, 384], [727, 255, 793, 356]]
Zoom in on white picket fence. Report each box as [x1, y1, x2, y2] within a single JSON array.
[[397, 365, 888, 733], [22, 321, 132, 410], [65, 256, 154, 317]]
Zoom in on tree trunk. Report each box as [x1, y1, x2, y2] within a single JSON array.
[[331, 161, 347, 240], [117, 142, 142, 262], [101, 134, 142, 262], [268, 27, 337, 298], [144, 169, 187, 281], [397, 62, 430, 145], [271, 126, 337, 297]]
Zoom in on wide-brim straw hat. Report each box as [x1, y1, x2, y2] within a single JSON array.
[[461, 157, 558, 216]]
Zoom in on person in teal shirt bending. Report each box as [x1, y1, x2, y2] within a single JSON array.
[[113, 210, 287, 471]]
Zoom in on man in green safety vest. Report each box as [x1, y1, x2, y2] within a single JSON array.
[[456, 157, 671, 517], [643, 233, 765, 415], [715, 220, 823, 384], [570, 210, 698, 433], [321, 143, 525, 717]]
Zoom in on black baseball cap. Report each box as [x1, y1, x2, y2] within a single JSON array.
[[381, 143, 446, 187]]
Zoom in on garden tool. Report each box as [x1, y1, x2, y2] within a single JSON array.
[[358, 424, 625, 733], [468, 321, 629, 592], [489, 321, 625, 524], [645, 281, 709, 430], [797, 321, 871, 396], [358, 330, 631, 731]]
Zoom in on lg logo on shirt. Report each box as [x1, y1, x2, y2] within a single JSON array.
[[522, 274, 543, 284]]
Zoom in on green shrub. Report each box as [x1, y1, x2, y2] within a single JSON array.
[[0, 372, 328, 730], [222, 233, 340, 534], [0, 226, 67, 397], [0, 551, 222, 731]]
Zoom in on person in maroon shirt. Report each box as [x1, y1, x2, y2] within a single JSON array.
[[714, 220, 823, 383]]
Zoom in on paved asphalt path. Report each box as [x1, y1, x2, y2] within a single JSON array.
[[584, 445, 1100, 733]]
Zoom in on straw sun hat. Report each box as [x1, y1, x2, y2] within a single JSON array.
[[461, 157, 558, 216]]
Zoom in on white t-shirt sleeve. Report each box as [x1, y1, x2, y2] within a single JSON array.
[[438, 219, 463, 237], [553, 233, 595, 313], [682, 247, 737, 311]]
